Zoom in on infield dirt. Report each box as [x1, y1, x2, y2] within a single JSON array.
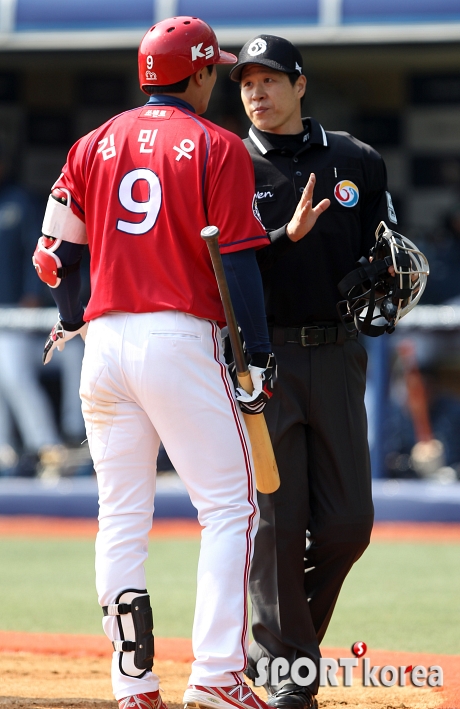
[[0, 652, 454, 709]]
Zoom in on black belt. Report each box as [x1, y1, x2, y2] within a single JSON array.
[[269, 323, 357, 347]]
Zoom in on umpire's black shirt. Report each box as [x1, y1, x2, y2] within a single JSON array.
[[246, 118, 397, 326]]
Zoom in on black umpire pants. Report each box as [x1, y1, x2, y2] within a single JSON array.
[[249, 335, 374, 695]]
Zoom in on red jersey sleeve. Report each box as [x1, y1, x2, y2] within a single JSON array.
[[52, 131, 96, 224], [205, 128, 269, 254]]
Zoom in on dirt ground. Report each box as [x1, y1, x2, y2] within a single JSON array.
[[1, 518, 459, 709], [0, 653, 455, 709]]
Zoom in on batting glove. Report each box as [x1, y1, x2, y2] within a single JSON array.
[[236, 352, 277, 415], [43, 319, 88, 365]]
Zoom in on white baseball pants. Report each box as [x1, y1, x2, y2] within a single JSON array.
[[79, 311, 259, 701]]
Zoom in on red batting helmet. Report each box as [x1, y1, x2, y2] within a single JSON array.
[[138, 16, 237, 92]]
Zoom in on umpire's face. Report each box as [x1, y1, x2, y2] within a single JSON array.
[[240, 64, 306, 134]]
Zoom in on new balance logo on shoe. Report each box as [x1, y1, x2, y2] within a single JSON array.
[[227, 686, 254, 703], [183, 683, 270, 709]]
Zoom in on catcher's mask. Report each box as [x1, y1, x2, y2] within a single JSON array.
[[337, 221, 429, 337]]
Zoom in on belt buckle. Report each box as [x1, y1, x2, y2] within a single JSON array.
[[300, 325, 321, 347]]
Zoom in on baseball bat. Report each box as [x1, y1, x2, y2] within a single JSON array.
[[201, 225, 280, 494]]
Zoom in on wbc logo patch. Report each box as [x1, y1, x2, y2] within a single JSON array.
[[334, 180, 359, 208]]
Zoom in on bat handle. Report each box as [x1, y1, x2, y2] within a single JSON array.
[[201, 225, 250, 379]]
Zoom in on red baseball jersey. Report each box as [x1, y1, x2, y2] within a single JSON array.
[[52, 99, 269, 326]]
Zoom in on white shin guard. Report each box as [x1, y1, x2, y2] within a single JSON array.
[[103, 588, 154, 678]]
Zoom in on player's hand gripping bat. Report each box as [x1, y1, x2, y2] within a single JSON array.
[[201, 225, 280, 494]]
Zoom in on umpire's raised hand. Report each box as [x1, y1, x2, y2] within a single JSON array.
[[286, 172, 330, 242]]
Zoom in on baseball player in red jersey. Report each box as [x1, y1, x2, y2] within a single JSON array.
[[32, 16, 328, 709]]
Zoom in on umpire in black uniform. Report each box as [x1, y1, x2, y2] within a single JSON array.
[[229, 36, 398, 709]]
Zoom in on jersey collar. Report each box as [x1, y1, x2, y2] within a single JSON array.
[[146, 95, 196, 113], [248, 117, 328, 155]]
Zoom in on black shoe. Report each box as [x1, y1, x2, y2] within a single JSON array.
[[266, 685, 317, 709]]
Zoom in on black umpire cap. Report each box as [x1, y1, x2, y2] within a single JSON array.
[[229, 35, 303, 83]]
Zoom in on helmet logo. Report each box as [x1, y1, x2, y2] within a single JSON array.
[[334, 180, 359, 208], [248, 38, 267, 56], [191, 43, 215, 61], [145, 71, 157, 80]]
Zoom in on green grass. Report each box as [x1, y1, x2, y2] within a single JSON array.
[[0, 538, 199, 637], [0, 536, 459, 654], [322, 541, 460, 655]]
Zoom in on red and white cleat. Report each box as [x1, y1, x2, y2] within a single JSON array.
[[119, 690, 168, 709], [183, 684, 270, 709]]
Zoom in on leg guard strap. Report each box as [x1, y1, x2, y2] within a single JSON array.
[[113, 640, 136, 652], [103, 603, 133, 616]]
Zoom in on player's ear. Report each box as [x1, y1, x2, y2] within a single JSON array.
[[296, 75, 307, 100], [193, 69, 205, 87]]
